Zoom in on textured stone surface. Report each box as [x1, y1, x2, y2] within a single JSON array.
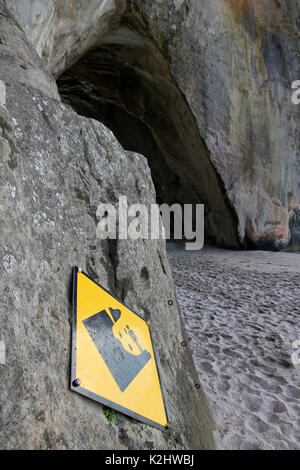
[[135, 0, 300, 250], [287, 205, 300, 252], [168, 246, 300, 450], [57, 26, 240, 249], [0, 2, 59, 100], [8, 0, 300, 250], [4, 0, 241, 248], [4, 0, 124, 76], [0, 77, 214, 449], [1, 0, 299, 449]]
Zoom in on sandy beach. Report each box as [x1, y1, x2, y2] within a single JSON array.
[[168, 245, 300, 450]]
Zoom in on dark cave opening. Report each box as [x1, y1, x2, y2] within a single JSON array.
[[56, 28, 240, 248]]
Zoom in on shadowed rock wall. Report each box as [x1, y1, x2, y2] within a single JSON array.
[[9, 0, 299, 250], [57, 22, 241, 248]]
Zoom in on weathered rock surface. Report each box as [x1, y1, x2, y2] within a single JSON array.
[[6, 0, 240, 247], [7, 0, 299, 250], [0, 5, 214, 450], [0, 1, 59, 100], [135, 0, 300, 251], [57, 26, 240, 249], [168, 245, 300, 450], [0, 84, 214, 450], [4, 0, 122, 77]]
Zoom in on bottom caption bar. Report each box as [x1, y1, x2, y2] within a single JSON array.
[[103, 451, 198, 467]]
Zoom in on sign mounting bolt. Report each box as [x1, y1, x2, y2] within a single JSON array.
[[73, 378, 81, 387]]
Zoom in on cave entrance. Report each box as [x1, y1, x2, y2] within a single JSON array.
[[56, 26, 239, 248]]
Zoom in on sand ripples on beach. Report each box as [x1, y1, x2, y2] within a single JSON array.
[[168, 246, 300, 450]]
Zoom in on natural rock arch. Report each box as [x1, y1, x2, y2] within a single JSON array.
[[56, 9, 240, 248]]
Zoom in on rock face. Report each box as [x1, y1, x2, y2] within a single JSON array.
[[0, 1, 59, 100], [5, 0, 122, 77], [135, 0, 300, 251], [287, 205, 300, 252], [0, 4, 214, 450], [56, 25, 240, 249], [6, 0, 300, 250]]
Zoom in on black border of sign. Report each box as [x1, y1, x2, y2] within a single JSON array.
[[71, 266, 170, 433]]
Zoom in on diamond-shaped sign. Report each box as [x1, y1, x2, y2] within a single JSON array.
[[71, 267, 168, 431]]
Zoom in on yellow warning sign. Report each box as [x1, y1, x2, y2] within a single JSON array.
[[71, 267, 168, 431]]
